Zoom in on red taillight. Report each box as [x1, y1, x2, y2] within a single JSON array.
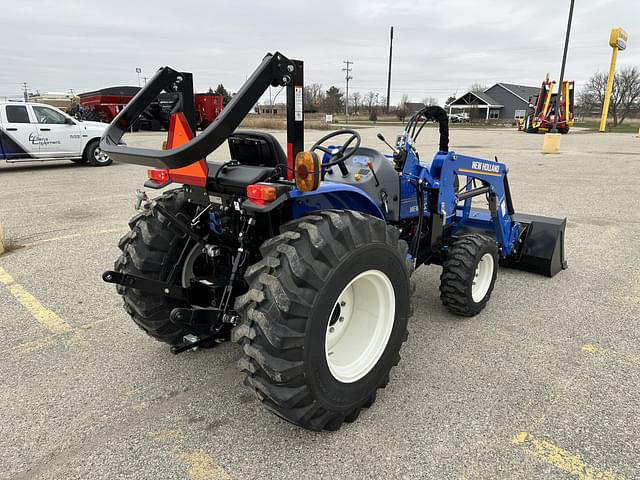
[[147, 169, 170, 184], [247, 183, 278, 204]]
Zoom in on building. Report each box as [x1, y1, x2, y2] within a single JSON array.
[[447, 83, 540, 121], [404, 102, 426, 113], [257, 103, 286, 115]]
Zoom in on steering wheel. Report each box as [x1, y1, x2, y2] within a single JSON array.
[[310, 129, 361, 176]]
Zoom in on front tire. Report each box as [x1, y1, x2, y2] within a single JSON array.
[[233, 210, 413, 431], [439, 233, 498, 316], [85, 140, 112, 166]]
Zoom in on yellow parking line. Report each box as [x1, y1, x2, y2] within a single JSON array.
[[582, 343, 639, 364], [180, 451, 231, 480], [152, 430, 231, 480], [0, 266, 72, 334], [582, 343, 608, 356], [512, 432, 624, 480]]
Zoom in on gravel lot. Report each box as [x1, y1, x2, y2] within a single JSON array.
[[1, 126, 639, 479]]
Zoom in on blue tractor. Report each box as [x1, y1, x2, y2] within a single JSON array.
[[102, 52, 566, 431]]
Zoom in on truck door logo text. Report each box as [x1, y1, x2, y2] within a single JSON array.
[[29, 132, 61, 146]]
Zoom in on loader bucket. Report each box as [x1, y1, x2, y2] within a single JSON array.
[[501, 213, 567, 277]]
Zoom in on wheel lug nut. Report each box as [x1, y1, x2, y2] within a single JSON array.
[[329, 327, 335, 333], [339, 317, 344, 322], [340, 301, 346, 307]]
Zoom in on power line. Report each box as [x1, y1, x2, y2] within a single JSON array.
[[343, 60, 353, 117]]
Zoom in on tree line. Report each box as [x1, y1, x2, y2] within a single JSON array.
[[211, 65, 640, 127], [577, 66, 640, 127]]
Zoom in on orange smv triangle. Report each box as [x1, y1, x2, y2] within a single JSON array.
[[166, 112, 208, 187]]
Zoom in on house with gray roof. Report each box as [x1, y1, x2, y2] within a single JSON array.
[[447, 83, 540, 121]]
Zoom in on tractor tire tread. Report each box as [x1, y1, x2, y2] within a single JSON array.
[[233, 209, 413, 431], [113, 188, 197, 345], [439, 233, 497, 317]]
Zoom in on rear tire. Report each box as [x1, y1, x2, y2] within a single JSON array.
[[114, 188, 208, 345], [439, 233, 498, 316], [233, 210, 413, 431], [85, 140, 112, 166]]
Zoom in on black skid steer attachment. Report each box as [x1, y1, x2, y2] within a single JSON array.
[[501, 213, 567, 277]]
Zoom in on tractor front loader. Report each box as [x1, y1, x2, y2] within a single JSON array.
[[101, 52, 567, 431]]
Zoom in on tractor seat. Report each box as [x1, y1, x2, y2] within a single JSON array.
[[206, 131, 288, 195], [227, 130, 288, 169], [206, 163, 277, 195]]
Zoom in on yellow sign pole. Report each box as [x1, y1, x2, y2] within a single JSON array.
[[599, 47, 618, 132], [599, 27, 628, 132]]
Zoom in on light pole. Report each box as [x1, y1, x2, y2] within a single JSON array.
[[386, 26, 393, 114], [599, 27, 628, 132], [135, 67, 142, 87], [551, 0, 574, 133]]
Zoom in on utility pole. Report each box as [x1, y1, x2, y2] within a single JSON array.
[[22, 82, 28, 102], [551, 0, 574, 133], [386, 26, 394, 113], [343, 60, 353, 117], [135, 67, 142, 87]]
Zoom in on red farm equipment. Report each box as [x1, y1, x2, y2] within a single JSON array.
[[195, 93, 223, 129], [77, 86, 222, 131], [523, 75, 574, 134]]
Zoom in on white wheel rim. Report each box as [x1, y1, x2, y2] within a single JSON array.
[[325, 269, 395, 383], [472, 253, 494, 303]]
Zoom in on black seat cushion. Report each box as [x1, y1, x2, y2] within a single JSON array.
[[206, 163, 276, 195], [228, 130, 288, 169]]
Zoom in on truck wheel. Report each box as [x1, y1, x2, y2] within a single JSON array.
[[439, 233, 498, 316], [114, 188, 209, 345], [85, 140, 112, 166], [233, 210, 413, 431]]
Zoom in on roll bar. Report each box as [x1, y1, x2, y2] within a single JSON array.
[[100, 52, 299, 169]]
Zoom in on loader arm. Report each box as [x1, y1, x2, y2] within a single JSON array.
[[100, 52, 298, 169]]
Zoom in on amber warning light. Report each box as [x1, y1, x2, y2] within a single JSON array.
[[295, 151, 320, 192]]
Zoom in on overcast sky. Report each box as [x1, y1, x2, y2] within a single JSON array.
[[1, 0, 638, 105]]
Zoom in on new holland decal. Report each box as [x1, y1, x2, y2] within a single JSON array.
[[470, 161, 500, 174]]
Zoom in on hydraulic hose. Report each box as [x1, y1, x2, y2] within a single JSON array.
[[411, 183, 425, 260], [420, 106, 449, 153]]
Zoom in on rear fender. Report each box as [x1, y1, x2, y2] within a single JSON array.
[[288, 183, 385, 220]]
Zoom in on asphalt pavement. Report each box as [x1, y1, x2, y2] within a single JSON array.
[[1, 126, 639, 479]]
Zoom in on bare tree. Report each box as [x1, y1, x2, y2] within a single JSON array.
[[578, 66, 640, 127], [396, 93, 410, 121], [422, 96, 439, 106], [468, 83, 488, 93], [303, 83, 324, 112], [364, 91, 377, 113], [445, 94, 457, 106], [351, 92, 361, 115]]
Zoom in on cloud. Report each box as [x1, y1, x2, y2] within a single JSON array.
[[1, 0, 638, 105]]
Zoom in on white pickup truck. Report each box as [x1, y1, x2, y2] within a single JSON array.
[[0, 101, 112, 166]]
